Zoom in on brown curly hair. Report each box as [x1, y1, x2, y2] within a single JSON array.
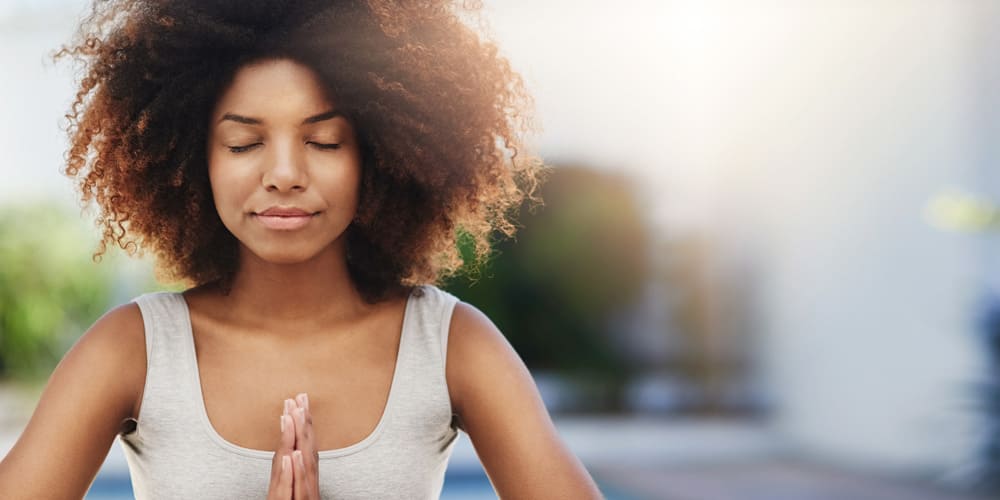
[[54, 0, 546, 303]]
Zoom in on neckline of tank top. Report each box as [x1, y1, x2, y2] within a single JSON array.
[[169, 288, 418, 460]]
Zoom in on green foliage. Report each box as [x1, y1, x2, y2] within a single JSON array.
[[0, 202, 118, 381], [445, 166, 650, 383]]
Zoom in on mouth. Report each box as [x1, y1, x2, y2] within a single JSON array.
[[256, 206, 316, 217], [251, 211, 319, 231]]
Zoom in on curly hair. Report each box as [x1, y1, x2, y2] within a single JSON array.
[[54, 0, 546, 303]]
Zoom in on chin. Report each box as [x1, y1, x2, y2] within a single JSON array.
[[258, 253, 316, 265], [245, 243, 328, 266]]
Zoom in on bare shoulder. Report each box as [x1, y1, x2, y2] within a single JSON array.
[[85, 302, 148, 414], [444, 301, 522, 421], [444, 300, 604, 499], [0, 301, 147, 498], [92, 301, 146, 346], [76, 302, 147, 413], [37, 301, 148, 418]]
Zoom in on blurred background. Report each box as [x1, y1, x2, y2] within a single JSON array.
[[3, 0, 1000, 498]]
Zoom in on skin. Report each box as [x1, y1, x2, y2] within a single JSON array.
[[0, 58, 603, 499]]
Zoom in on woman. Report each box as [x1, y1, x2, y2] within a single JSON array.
[[0, 0, 603, 498]]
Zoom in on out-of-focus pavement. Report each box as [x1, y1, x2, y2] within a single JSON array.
[[553, 417, 993, 500], [2, 413, 995, 500]]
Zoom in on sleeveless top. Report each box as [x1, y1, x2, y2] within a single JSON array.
[[118, 284, 462, 499]]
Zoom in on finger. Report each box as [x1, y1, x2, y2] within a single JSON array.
[[292, 450, 307, 500], [281, 413, 295, 451], [270, 413, 291, 481], [285, 398, 300, 449], [293, 407, 314, 456], [280, 455, 294, 498], [293, 395, 310, 452], [267, 453, 293, 500], [269, 398, 300, 499]]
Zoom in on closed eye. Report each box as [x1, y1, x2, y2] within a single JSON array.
[[226, 142, 340, 153], [227, 143, 261, 153]]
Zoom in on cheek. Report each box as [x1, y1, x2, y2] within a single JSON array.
[[207, 156, 248, 213], [318, 155, 363, 203], [344, 151, 363, 198], [342, 162, 363, 211]]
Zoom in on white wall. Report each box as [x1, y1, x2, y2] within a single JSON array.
[[0, 2, 87, 204], [667, 1, 987, 472], [489, 0, 990, 472]]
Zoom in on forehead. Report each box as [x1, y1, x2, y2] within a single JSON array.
[[212, 58, 335, 123]]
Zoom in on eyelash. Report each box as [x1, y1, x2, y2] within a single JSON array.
[[226, 142, 341, 153], [228, 144, 260, 153]]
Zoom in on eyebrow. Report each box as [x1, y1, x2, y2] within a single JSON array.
[[218, 109, 344, 126]]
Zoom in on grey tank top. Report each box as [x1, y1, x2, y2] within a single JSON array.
[[118, 284, 461, 499]]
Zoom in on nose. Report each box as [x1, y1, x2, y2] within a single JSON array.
[[261, 142, 308, 192]]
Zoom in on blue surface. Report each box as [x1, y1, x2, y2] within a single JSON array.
[[85, 467, 644, 499]]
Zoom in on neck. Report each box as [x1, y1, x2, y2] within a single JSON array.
[[216, 241, 372, 330]]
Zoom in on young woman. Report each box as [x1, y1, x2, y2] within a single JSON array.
[[0, 0, 603, 498]]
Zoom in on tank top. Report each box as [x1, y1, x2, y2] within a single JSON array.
[[118, 284, 462, 499]]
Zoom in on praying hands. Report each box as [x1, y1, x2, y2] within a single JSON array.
[[267, 393, 321, 500]]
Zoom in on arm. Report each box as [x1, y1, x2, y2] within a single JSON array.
[[0, 303, 146, 499], [446, 302, 604, 500]]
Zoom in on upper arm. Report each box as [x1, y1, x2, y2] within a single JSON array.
[[446, 301, 603, 500], [0, 302, 147, 499]]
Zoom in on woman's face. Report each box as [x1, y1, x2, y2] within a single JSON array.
[[207, 58, 362, 265]]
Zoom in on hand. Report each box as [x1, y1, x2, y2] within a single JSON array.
[[266, 398, 295, 500], [267, 393, 320, 499]]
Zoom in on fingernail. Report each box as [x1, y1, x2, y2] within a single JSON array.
[[284, 399, 291, 415], [280, 415, 285, 433], [294, 450, 304, 467], [296, 407, 305, 423], [301, 393, 309, 410], [282, 455, 290, 472]]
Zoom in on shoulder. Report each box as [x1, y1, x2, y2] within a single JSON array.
[[412, 283, 458, 306], [69, 301, 148, 417], [443, 298, 528, 421], [0, 302, 147, 497], [83, 301, 146, 357], [425, 285, 536, 421], [440, 298, 605, 498], [92, 300, 146, 336]]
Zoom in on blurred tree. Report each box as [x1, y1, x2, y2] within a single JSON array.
[[974, 296, 1000, 494], [0, 202, 118, 381], [926, 190, 1000, 492], [444, 165, 651, 401]]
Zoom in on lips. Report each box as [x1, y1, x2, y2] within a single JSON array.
[[253, 206, 317, 230], [257, 206, 314, 217]]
